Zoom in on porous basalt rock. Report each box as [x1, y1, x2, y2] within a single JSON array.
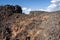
[[0, 5, 60, 40], [0, 5, 22, 21]]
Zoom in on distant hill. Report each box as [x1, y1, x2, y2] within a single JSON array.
[[0, 5, 60, 40]]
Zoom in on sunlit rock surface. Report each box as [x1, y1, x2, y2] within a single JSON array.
[[0, 5, 60, 40]]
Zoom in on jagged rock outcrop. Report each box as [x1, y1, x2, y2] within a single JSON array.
[[0, 5, 22, 21], [0, 5, 22, 13], [0, 5, 60, 40], [0, 5, 22, 16]]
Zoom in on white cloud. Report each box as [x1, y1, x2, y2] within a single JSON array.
[[51, 0, 60, 3], [22, 0, 60, 14], [27, 8, 31, 11], [40, 0, 60, 12], [22, 8, 27, 11], [47, 0, 60, 12], [22, 7, 32, 14], [39, 9, 47, 11]]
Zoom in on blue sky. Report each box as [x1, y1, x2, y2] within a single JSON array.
[[0, 0, 60, 14], [0, 0, 50, 10]]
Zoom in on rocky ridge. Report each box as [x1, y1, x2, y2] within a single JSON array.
[[0, 5, 60, 40]]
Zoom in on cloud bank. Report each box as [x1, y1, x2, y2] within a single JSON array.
[[22, 0, 60, 14], [39, 0, 60, 12], [47, 0, 60, 12], [22, 7, 31, 14]]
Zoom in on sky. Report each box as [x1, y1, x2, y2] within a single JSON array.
[[0, 0, 60, 14]]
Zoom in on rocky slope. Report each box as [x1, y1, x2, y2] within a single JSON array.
[[0, 5, 60, 40]]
